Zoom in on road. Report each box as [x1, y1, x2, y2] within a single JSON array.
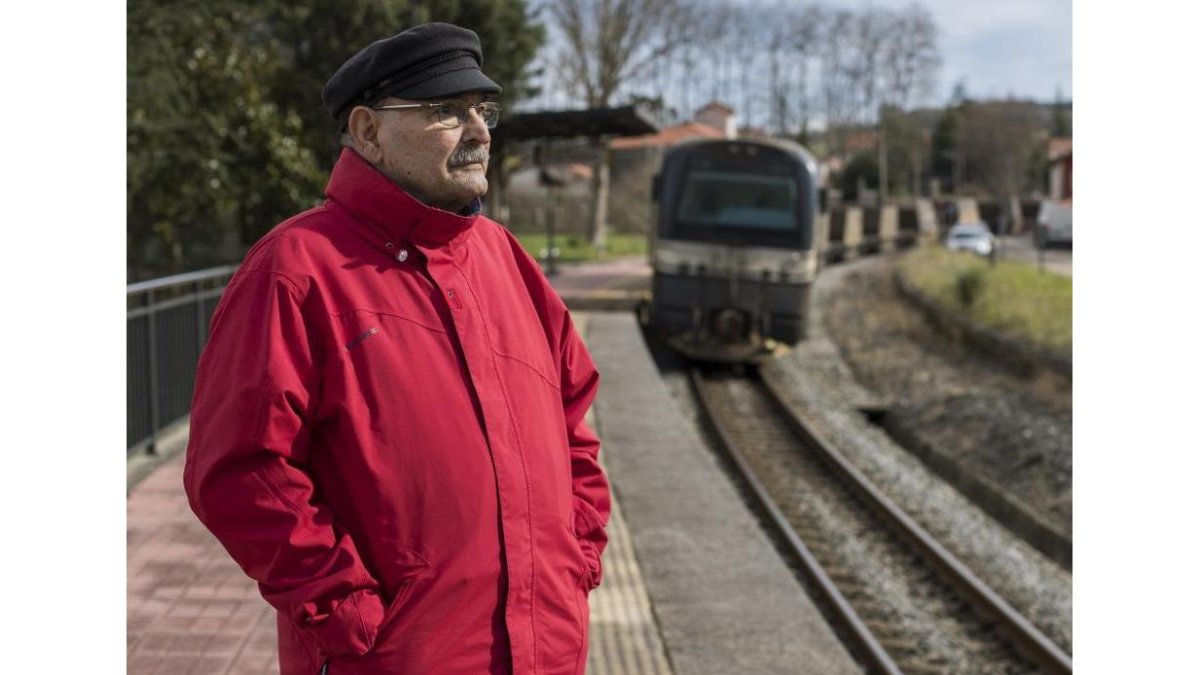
[[994, 233, 1072, 276]]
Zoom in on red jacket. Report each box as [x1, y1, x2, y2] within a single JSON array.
[[184, 149, 610, 675]]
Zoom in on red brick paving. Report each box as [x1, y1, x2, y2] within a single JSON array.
[[127, 452, 280, 675], [546, 257, 651, 294]]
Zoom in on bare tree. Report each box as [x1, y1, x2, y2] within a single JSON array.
[[727, 7, 769, 130], [767, 5, 788, 135], [880, 3, 941, 109], [678, 39, 697, 115], [791, 5, 822, 138], [837, 7, 891, 198], [877, 3, 941, 200], [847, 7, 891, 125], [680, 0, 735, 107], [817, 8, 856, 157], [548, 0, 698, 107], [547, 0, 700, 249], [530, 0, 944, 223]]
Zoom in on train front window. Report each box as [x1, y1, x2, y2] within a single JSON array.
[[676, 170, 798, 231]]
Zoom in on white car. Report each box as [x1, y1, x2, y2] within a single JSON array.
[[945, 221, 995, 257], [1036, 200, 1072, 247]]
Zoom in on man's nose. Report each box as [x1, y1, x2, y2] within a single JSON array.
[[461, 107, 491, 145]]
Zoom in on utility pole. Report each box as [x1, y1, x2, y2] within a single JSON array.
[[878, 102, 888, 204]]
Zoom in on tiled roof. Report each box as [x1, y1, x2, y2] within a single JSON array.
[[698, 101, 734, 114], [610, 121, 727, 149], [1048, 137, 1072, 161]]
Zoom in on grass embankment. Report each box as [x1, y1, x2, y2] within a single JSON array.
[[513, 232, 647, 264], [898, 245, 1072, 352]]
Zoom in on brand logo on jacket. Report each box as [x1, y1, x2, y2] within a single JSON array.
[[345, 326, 381, 350]]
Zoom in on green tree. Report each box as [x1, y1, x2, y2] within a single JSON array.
[[1051, 86, 1071, 137], [880, 106, 924, 197], [930, 105, 959, 191], [261, 0, 545, 175], [128, 0, 545, 281], [957, 100, 1042, 197], [840, 151, 879, 201]]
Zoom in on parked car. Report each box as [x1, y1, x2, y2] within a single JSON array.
[[945, 221, 995, 257], [1035, 200, 1072, 248]]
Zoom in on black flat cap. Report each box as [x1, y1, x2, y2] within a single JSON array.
[[322, 22, 502, 129]]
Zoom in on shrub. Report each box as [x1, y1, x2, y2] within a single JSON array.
[[955, 267, 987, 307]]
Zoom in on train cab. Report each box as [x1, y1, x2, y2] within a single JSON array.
[[646, 137, 821, 363]]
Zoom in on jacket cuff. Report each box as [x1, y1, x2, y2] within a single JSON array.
[[572, 497, 606, 589], [303, 587, 385, 658], [571, 495, 605, 539], [580, 539, 602, 590]]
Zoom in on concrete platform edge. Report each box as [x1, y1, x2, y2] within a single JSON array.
[[127, 418, 191, 495], [587, 312, 861, 675]]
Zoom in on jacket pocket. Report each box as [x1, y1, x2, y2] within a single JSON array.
[[302, 587, 386, 659], [318, 553, 430, 673], [377, 549, 431, 632], [378, 575, 420, 631]]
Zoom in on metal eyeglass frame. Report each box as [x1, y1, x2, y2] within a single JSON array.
[[371, 101, 502, 129]]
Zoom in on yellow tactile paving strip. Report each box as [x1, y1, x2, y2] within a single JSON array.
[[579, 311, 675, 675], [584, 482, 675, 675]]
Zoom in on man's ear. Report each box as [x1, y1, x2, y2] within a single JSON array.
[[347, 106, 382, 162]]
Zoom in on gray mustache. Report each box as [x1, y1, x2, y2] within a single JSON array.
[[448, 145, 488, 167]]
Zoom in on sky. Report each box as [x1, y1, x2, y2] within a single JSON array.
[[861, 0, 1072, 103], [529, 0, 1073, 113]]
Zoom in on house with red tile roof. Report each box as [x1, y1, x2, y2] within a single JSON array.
[[1047, 137, 1072, 202], [609, 120, 727, 150], [506, 103, 744, 237]]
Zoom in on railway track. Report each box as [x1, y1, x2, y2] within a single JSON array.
[[690, 367, 1072, 675]]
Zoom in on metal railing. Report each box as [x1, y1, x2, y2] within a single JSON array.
[[127, 266, 236, 455]]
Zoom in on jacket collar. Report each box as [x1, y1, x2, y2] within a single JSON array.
[[324, 147, 480, 251]]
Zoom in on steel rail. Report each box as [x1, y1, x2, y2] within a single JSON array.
[[757, 373, 1073, 675], [689, 368, 905, 675]]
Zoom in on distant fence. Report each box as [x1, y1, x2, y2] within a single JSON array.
[[127, 266, 236, 454]]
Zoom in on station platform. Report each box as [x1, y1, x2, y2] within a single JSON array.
[[545, 256, 650, 312], [128, 304, 860, 674]]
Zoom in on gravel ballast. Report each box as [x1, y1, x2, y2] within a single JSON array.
[[761, 255, 1073, 653], [822, 257, 1072, 535]]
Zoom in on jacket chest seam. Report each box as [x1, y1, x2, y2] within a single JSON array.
[[450, 259, 544, 666]]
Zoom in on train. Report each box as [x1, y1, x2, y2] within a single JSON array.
[[642, 136, 932, 363], [643, 137, 821, 363]]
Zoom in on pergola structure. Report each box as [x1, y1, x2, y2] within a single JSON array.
[[486, 106, 659, 273], [491, 105, 659, 144]]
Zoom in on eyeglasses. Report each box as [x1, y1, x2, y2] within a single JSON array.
[[371, 101, 502, 129]]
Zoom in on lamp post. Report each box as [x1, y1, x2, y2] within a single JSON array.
[[535, 142, 566, 277]]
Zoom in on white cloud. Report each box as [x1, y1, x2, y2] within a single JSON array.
[[845, 0, 1072, 101]]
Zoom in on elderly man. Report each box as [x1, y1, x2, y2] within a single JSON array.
[[184, 23, 610, 675]]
